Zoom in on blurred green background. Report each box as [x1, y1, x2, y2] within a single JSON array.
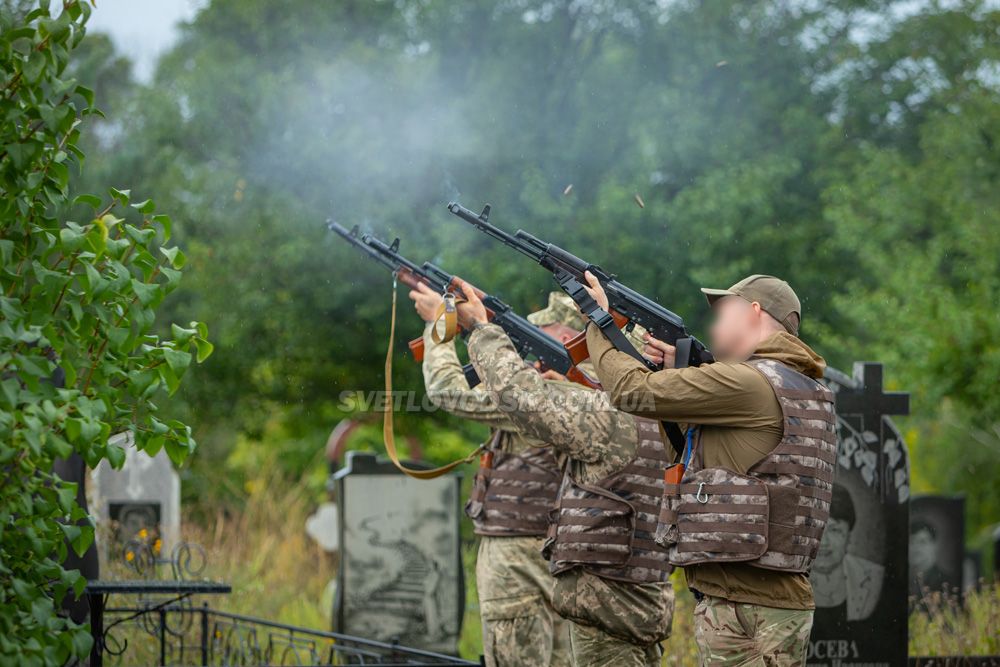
[[62, 0, 998, 651]]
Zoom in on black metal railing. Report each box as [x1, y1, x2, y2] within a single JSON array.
[[98, 602, 478, 666]]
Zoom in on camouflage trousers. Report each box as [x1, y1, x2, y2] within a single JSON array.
[[569, 622, 662, 667], [477, 536, 572, 667], [694, 595, 813, 667]]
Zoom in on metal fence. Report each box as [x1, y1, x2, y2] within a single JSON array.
[[97, 602, 479, 666]]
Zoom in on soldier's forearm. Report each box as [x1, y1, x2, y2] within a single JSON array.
[[422, 324, 524, 429], [586, 323, 665, 415], [468, 324, 607, 462]]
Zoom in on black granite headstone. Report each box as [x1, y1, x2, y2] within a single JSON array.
[[808, 362, 910, 667], [52, 453, 99, 625], [332, 451, 464, 655], [909, 496, 965, 602], [994, 525, 1000, 583]]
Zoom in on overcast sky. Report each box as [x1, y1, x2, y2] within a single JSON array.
[[87, 0, 206, 82]]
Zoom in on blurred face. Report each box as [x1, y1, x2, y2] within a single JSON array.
[[910, 528, 937, 574], [540, 323, 580, 345], [815, 518, 851, 571], [708, 296, 758, 361]]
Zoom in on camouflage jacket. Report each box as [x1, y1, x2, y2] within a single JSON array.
[[464, 323, 639, 483], [467, 323, 674, 645], [422, 323, 562, 537]]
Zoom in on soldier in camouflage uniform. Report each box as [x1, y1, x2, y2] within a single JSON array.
[[440, 284, 675, 667], [409, 287, 573, 667], [582, 273, 837, 667]]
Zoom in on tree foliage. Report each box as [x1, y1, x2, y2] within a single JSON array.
[[0, 2, 210, 663], [69, 0, 999, 536]]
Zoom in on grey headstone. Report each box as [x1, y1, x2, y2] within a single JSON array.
[[963, 551, 982, 594], [808, 362, 910, 667], [332, 451, 463, 655], [90, 433, 181, 557]]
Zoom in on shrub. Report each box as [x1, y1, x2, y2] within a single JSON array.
[[0, 2, 210, 664]]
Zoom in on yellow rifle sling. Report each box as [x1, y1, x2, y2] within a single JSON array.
[[383, 276, 482, 479]]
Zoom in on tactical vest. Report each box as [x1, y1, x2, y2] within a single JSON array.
[[465, 431, 562, 537], [656, 358, 838, 573], [543, 418, 674, 585]]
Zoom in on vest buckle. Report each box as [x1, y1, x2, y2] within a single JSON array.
[[695, 482, 709, 504]]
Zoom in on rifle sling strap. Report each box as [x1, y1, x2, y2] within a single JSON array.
[[430, 292, 460, 344], [383, 276, 484, 479]]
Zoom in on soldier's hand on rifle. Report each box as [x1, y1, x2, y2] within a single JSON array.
[[641, 333, 676, 368], [583, 271, 610, 311], [408, 282, 444, 323], [535, 362, 568, 382], [454, 278, 489, 328]]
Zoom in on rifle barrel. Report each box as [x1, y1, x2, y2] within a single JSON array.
[[447, 202, 544, 262]]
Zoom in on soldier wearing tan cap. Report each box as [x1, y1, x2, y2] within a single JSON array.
[[582, 273, 838, 667]]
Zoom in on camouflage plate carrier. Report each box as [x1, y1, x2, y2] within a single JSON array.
[[544, 418, 673, 584], [656, 358, 837, 573], [466, 430, 562, 537]]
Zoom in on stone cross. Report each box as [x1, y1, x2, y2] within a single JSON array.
[[808, 362, 912, 667], [835, 362, 910, 425]]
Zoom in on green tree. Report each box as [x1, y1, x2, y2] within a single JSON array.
[[820, 0, 1000, 532], [0, 3, 211, 664], [74, 0, 999, 541]]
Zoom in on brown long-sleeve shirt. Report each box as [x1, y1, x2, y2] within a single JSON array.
[[586, 324, 828, 610]]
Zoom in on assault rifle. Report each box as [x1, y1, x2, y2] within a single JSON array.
[[446, 202, 714, 371], [329, 222, 599, 390]]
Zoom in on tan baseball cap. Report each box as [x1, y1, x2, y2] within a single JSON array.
[[700, 274, 801, 335], [528, 292, 587, 330]]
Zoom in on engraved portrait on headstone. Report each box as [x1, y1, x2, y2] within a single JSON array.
[[108, 501, 161, 547], [811, 483, 884, 621], [332, 451, 463, 655], [909, 496, 965, 602], [807, 362, 910, 667]]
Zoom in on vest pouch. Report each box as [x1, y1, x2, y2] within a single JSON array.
[[550, 477, 636, 570], [754, 483, 813, 572], [669, 467, 770, 567]]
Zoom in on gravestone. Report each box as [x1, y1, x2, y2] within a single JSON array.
[[332, 451, 463, 655], [808, 362, 910, 667], [90, 432, 181, 559], [909, 496, 965, 601], [964, 552, 982, 594], [994, 525, 1000, 583], [53, 452, 99, 624]]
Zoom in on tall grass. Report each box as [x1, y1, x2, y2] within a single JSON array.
[[186, 467, 336, 629], [909, 586, 1000, 657]]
